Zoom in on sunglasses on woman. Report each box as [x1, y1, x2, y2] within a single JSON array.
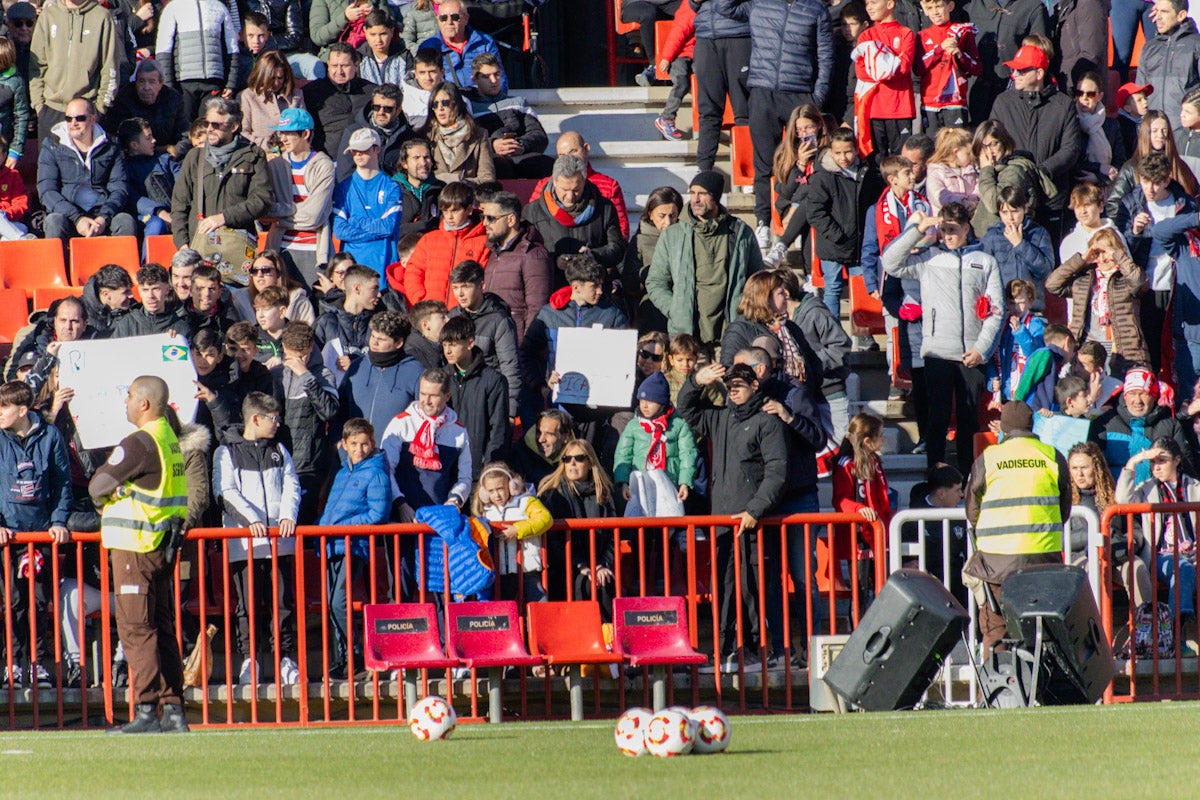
[[638, 350, 664, 362], [248, 267, 277, 276], [561, 454, 590, 465], [1074, 89, 1099, 99]]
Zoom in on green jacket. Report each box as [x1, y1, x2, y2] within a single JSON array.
[[612, 413, 698, 488], [644, 207, 762, 340]]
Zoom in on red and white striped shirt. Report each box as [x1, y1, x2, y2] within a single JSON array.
[[282, 153, 317, 250]]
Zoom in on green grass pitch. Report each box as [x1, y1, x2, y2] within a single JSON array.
[[3, 703, 1200, 798]]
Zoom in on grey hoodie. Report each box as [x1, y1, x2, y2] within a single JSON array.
[[881, 222, 1004, 362]]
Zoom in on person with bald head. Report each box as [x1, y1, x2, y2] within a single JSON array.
[[418, 0, 505, 93], [528, 131, 630, 237], [89, 376, 190, 733]]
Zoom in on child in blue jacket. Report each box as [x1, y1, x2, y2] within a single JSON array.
[[987, 278, 1046, 405], [319, 417, 394, 679]]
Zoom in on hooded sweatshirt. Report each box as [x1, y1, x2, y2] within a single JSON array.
[[29, 0, 119, 114]]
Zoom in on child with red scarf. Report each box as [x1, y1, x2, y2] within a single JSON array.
[[831, 412, 893, 596], [986, 278, 1046, 406], [612, 371, 698, 518]]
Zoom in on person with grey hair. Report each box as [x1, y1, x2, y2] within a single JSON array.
[[170, 95, 272, 249], [522, 154, 625, 287], [170, 248, 204, 303], [102, 59, 189, 156]]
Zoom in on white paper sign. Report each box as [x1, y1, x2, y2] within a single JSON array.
[[57, 334, 199, 449], [551, 327, 637, 408]]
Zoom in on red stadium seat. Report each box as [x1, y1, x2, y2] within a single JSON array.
[[446, 600, 542, 723], [363, 603, 457, 672], [0, 238, 68, 299], [0, 288, 30, 356], [614, 0, 638, 34], [690, 74, 735, 133], [730, 125, 753, 188], [527, 601, 622, 720], [144, 235, 178, 267], [612, 596, 705, 708], [32, 286, 84, 312], [69, 235, 138, 286], [848, 274, 885, 335]]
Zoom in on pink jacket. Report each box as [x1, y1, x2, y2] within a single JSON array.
[[925, 162, 979, 215]]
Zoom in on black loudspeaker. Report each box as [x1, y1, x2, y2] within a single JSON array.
[[825, 569, 970, 711], [1000, 564, 1114, 705]]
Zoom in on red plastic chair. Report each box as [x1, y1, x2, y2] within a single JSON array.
[[848, 274, 885, 335], [527, 601, 622, 720], [69, 235, 138, 286], [364, 602, 457, 717], [653, 20, 672, 80], [730, 125, 753, 188], [0, 239, 68, 299], [612, 596, 705, 710], [446, 600, 541, 722], [32, 286, 83, 312], [690, 74, 735, 133], [144, 235, 178, 267]]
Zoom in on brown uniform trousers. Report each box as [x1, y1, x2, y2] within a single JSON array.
[[112, 547, 184, 706]]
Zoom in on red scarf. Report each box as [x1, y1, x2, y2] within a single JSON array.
[[411, 408, 448, 471], [876, 188, 930, 253], [639, 407, 673, 470], [542, 186, 592, 227]]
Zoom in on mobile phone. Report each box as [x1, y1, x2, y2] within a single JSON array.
[[800, 134, 818, 148]]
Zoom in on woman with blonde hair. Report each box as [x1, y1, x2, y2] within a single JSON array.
[[239, 50, 305, 151], [1046, 227, 1148, 372], [537, 439, 617, 616], [765, 104, 828, 267], [925, 127, 979, 215]]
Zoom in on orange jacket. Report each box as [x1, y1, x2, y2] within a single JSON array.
[[402, 218, 491, 307]]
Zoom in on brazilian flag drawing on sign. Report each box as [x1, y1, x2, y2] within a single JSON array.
[[161, 344, 188, 362]]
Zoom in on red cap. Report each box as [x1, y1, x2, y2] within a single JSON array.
[[1003, 44, 1049, 73], [1116, 82, 1154, 108]]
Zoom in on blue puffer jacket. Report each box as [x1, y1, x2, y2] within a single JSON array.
[[689, 0, 749, 39], [979, 218, 1055, 294], [419, 28, 506, 93], [719, 0, 833, 102], [0, 415, 72, 532], [339, 354, 425, 438], [320, 450, 393, 560]]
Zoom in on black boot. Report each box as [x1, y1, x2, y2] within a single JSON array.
[[109, 703, 161, 734], [159, 703, 190, 733]]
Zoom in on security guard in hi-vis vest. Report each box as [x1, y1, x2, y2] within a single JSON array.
[[88, 377, 190, 734], [964, 401, 1071, 655]]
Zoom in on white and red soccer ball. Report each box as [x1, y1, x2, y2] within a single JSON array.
[[614, 706, 653, 756], [643, 709, 697, 757], [408, 695, 456, 741], [689, 705, 731, 754]]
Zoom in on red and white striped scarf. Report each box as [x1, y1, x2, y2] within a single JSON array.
[[410, 407, 448, 471]]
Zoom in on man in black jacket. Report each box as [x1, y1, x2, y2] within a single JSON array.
[[964, 0, 1049, 120], [302, 43, 376, 158], [333, 83, 414, 182], [393, 139, 444, 238], [441, 316, 510, 475], [468, 54, 553, 179], [989, 45, 1082, 241], [678, 362, 789, 672], [102, 61, 188, 156], [447, 260, 521, 418], [110, 264, 194, 339]]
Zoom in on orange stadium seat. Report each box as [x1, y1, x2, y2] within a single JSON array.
[[730, 125, 753, 187], [69, 235, 138, 286], [653, 20, 672, 80], [0, 238, 68, 299], [0, 288, 30, 352], [614, 0, 638, 34], [848, 274, 885, 335], [144, 234, 178, 266], [32, 286, 84, 312], [690, 74, 735, 133]]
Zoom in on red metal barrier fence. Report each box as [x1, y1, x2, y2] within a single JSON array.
[[0, 513, 884, 729], [1101, 503, 1200, 704]]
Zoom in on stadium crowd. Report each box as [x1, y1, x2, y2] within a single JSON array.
[[0, 0, 1200, 686]]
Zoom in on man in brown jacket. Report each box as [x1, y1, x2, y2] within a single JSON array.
[[481, 191, 553, 342]]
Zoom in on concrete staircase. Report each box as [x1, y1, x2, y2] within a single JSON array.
[[522, 85, 935, 503]]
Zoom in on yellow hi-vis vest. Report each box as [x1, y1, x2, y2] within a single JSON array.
[[100, 417, 188, 553], [974, 435, 1064, 555]]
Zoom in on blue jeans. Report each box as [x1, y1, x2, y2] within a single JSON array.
[[764, 491, 819, 654], [1110, 0, 1155, 79], [820, 260, 845, 318], [1156, 553, 1196, 616]]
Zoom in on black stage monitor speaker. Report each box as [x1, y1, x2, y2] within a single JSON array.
[[825, 569, 969, 711], [1000, 564, 1114, 705]]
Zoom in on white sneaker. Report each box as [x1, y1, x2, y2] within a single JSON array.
[[755, 223, 772, 255], [452, 666, 470, 680], [763, 241, 788, 268], [238, 657, 260, 685], [279, 657, 300, 686]]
